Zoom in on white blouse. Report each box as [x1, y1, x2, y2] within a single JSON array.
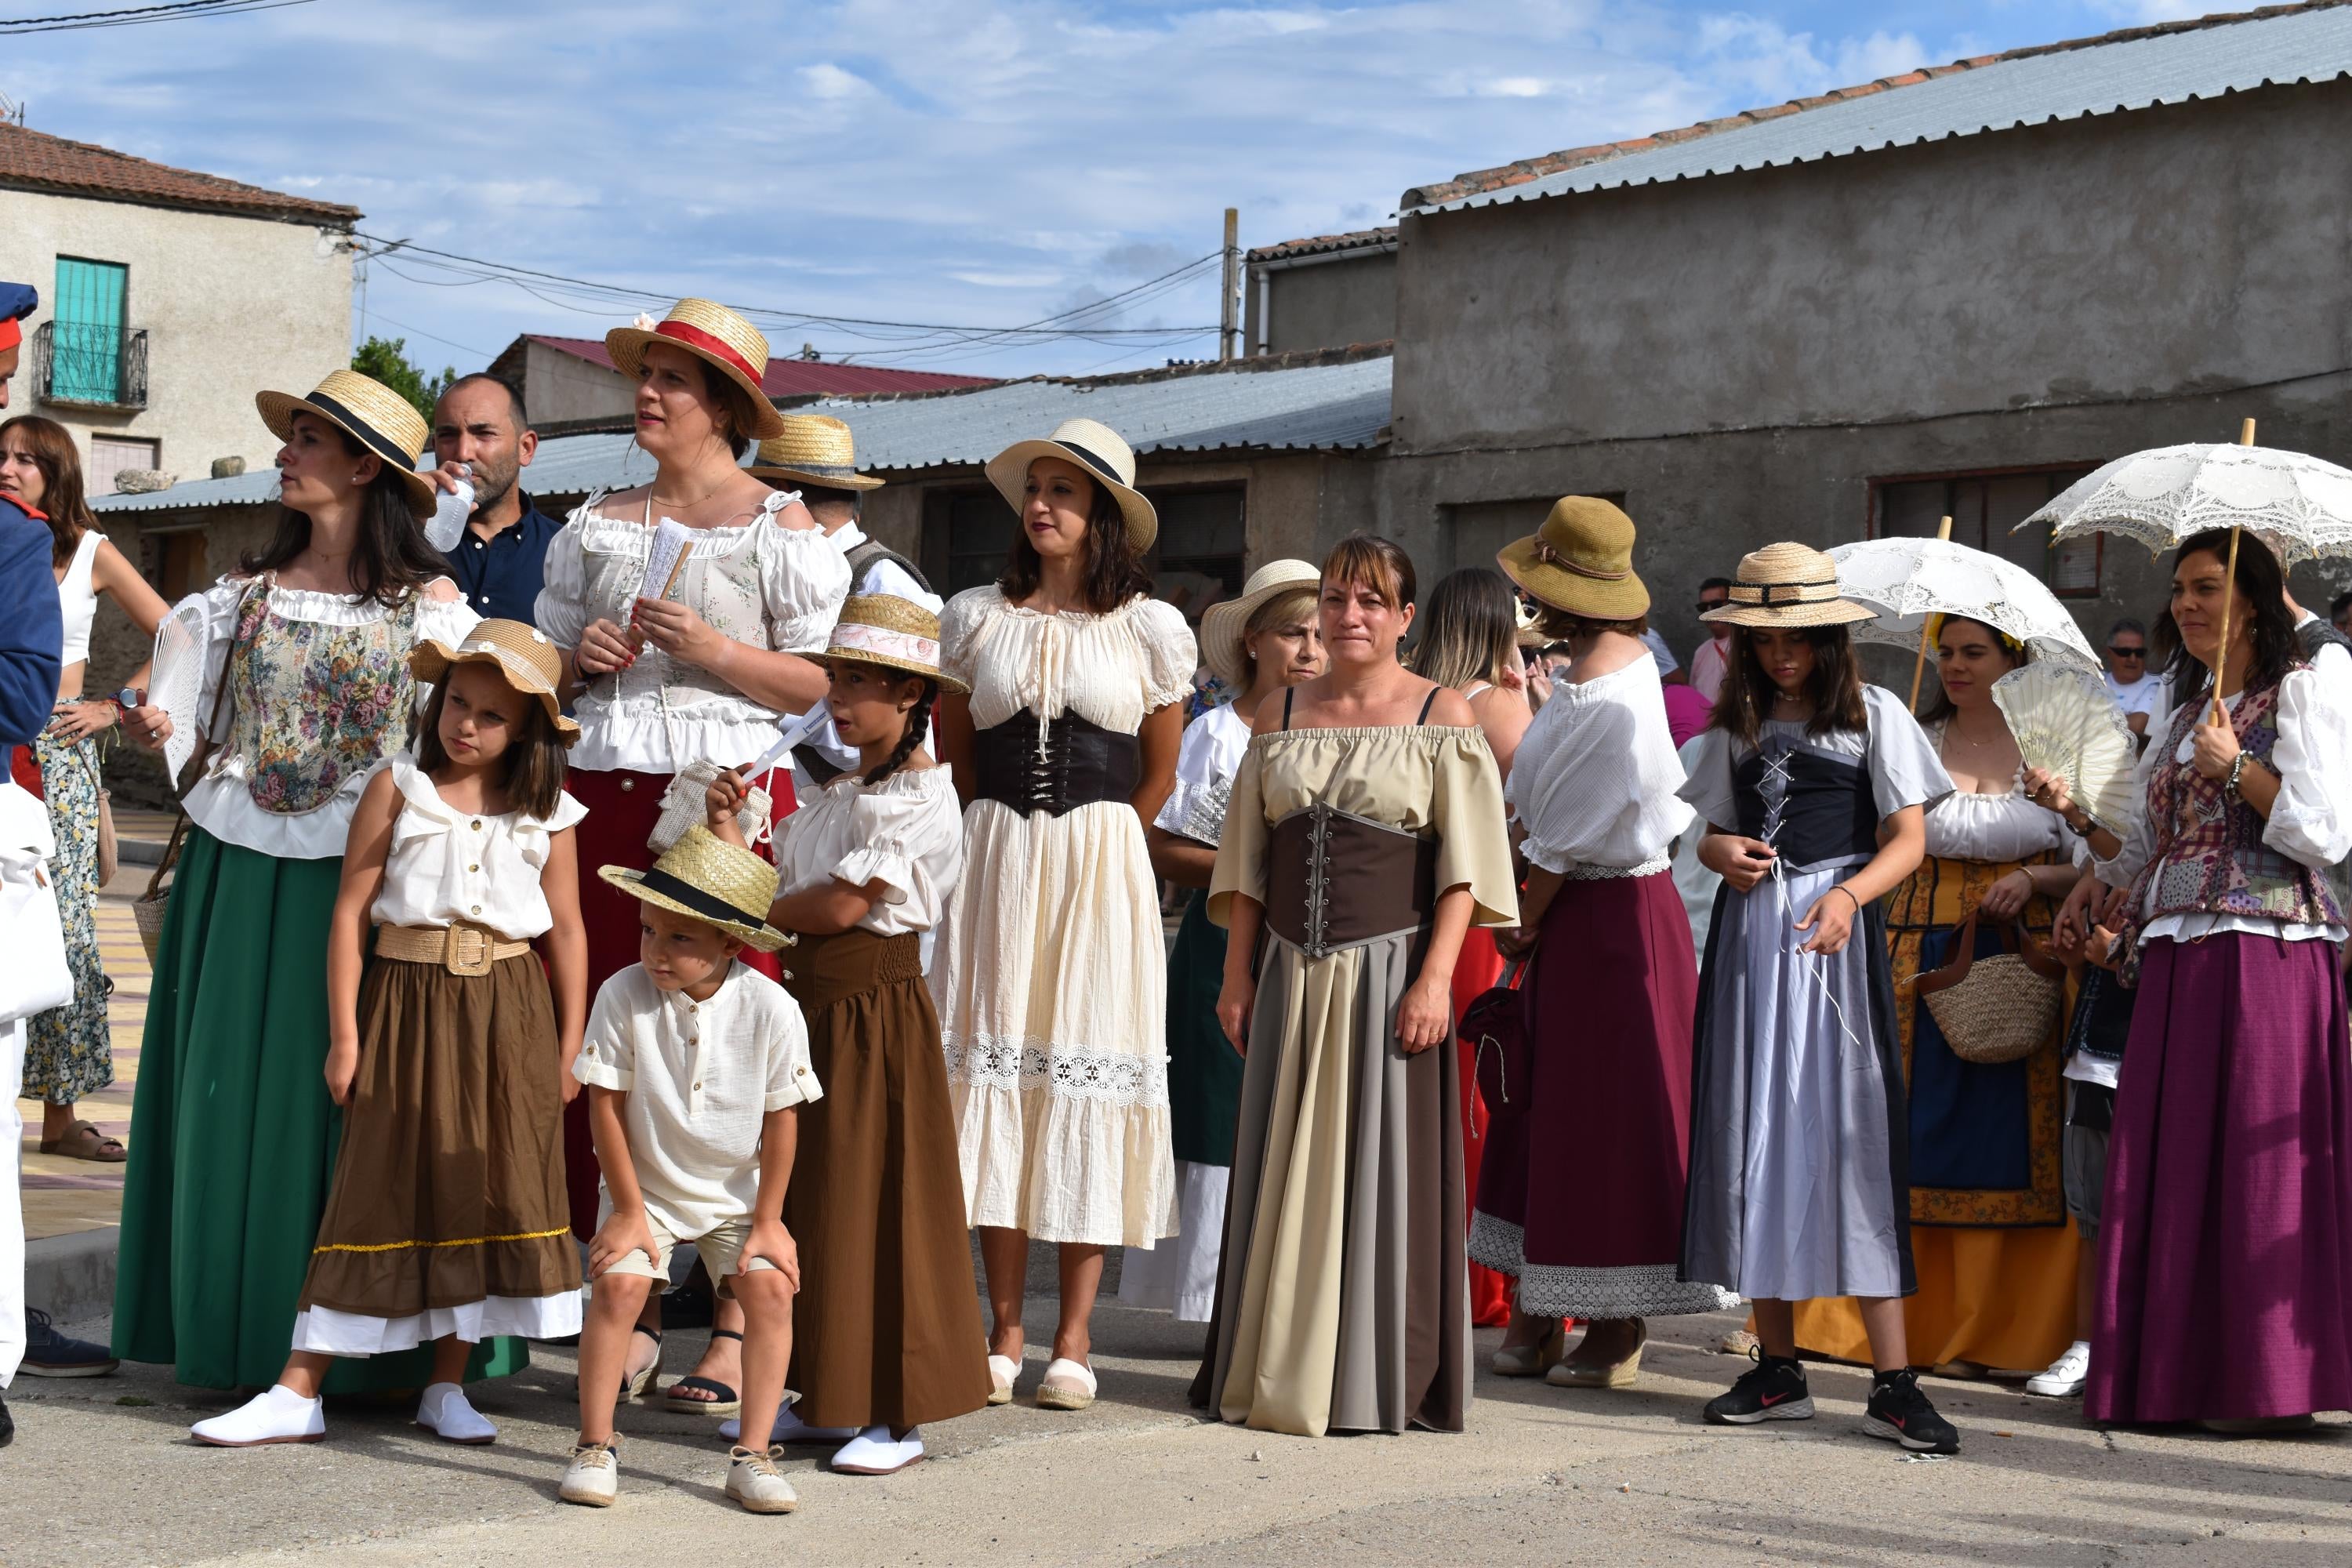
[[1922, 724, 2078, 866], [2096, 665, 2352, 944], [1156, 701, 1251, 846], [774, 765, 964, 937], [173, 576, 480, 860], [368, 753, 588, 941], [942, 587, 1197, 736], [1508, 655, 1693, 873], [534, 489, 851, 775]]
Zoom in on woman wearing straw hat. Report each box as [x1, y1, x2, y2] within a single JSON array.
[[534, 299, 849, 1406], [1472, 499, 1740, 1392], [1117, 560, 1323, 1324], [1674, 542, 1964, 1454], [931, 417, 1196, 1410], [114, 370, 495, 1393]]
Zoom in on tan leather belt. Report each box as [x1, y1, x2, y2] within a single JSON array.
[[374, 922, 531, 976]]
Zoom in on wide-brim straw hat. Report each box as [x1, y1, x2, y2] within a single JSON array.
[[1496, 495, 1650, 622], [985, 417, 1158, 552], [605, 299, 788, 441], [1199, 559, 1321, 689], [256, 369, 436, 521], [823, 592, 968, 695], [1704, 541, 1875, 629], [408, 618, 581, 742], [750, 414, 884, 491], [597, 826, 789, 953]]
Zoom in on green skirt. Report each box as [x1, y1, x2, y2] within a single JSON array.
[[112, 825, 527, 1392], [1168, 889, 1243, 1167]]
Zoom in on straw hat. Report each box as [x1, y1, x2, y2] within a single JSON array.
[[605, 299, 788, 440], [749, 414, 884, 491], [1512, 598, 1548, 648], [256, 369, 436, 520], [1496, 496, 1650, 622], [409, 618, 581, 742], [1703, 541, 1874, 629], [598, 826, 789, 953], [1199, 559, 1321, 689], [823, 593, 968, 695], [985, 417, 1158, 552]]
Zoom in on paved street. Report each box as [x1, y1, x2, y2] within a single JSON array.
[[6, 1293, 2350, 1566]]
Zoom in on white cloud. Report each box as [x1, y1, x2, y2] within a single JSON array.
[[798, 63, 875, 100]]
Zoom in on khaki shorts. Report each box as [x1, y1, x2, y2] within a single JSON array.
[[593, 1203, 778, 1286]]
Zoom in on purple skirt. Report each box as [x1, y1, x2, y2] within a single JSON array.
[[2088, 933, 2352, 1423]]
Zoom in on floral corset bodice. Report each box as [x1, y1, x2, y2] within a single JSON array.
[[220, 585, 420, 815]]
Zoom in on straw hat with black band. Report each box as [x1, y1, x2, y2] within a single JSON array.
[[605, 298, 789, 441], [1199, 558, 1321, 690], [1700, 542, 1875, 630], [1497, 495, 1651, 623], [598, 826, 789, 953], [823, 593, 968, 694], [408, 618, 583, 741], [750, 414, 884, 492], [985, 417, 1158, 552], [256, 369, 437, 521]]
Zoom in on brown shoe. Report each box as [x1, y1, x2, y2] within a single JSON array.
[[1548, 1319, 1648, 1389], [38, 1120, 125, 1163]]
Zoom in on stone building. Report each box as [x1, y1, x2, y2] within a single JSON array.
[[484, 333, 996, 429]]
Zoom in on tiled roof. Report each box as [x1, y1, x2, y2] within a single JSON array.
[[1247, 228, 1399, 264], [1403, 0, 2351, 213], [510, 336, 996, 399], [0, 122, 359, 224]]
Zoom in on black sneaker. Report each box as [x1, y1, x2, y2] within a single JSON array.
[[20, 1308, 117, 1377], [1703, 1351, 1814, 1425], [1864, 1368, 1961, 1454], [0, 1391, 13, 1449]]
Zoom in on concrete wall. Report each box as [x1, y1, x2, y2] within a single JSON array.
[[1246, 249, 1398, 355], [0, 191, 352, 485], [1383, 81, 2352, 670], [517, 340, 636, 426]]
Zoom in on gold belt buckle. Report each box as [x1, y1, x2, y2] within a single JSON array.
[[441, 922, 494, 976]]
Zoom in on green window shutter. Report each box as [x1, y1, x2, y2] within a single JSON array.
[[51, 257, 127, 404]]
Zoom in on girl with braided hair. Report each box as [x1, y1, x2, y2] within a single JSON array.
[[704, 593, 988, 1475]]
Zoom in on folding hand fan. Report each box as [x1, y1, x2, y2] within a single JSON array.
[[1991, 662, 2139, 838], [149, 597, 212, 785]]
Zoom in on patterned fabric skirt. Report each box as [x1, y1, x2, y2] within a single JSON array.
[[111, 827, 525, 1391], [24, 716, 111, 1103]]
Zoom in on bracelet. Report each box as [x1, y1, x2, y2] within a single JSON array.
[[2225, 750, 2250, 804], [1829, 884, 1862, 916]]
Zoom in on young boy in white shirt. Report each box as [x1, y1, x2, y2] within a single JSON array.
[[561, 826, 819, 1515]]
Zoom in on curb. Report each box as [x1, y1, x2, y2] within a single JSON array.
[[26, 1225, 118, 1324], [120, 837, 165, 868]]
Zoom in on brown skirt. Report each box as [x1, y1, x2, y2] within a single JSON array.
[[298, 951, 579, 1327], [784, 928, 993, 1430]]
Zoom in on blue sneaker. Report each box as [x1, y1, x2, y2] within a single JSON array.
[[21, 1309, 118, 1377]]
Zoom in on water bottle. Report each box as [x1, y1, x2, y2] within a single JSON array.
[[423, 464, 474, 553]]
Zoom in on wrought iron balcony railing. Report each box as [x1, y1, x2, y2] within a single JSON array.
[[32, 319, 150, 410]]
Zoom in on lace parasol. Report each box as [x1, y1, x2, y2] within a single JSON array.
[[2024, 441, 2352, 564], [1825, 536, 2101, 673]]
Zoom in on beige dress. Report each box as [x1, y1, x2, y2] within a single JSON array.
[[1198, 722, 1517, 1436]]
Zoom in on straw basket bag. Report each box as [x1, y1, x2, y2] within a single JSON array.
[[1915, 906, 2066, 1065], [133, 813, 184, 964]]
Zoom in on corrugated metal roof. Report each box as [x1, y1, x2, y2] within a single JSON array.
[[92, 353, 1392, 514], [1407, 2, 2352, 216]]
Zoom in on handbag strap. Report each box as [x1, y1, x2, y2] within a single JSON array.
[[143, 811, 187, 901], [148, 575, 259, 886]]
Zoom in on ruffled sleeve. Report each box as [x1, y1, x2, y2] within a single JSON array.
[[1430, 731, 1519, 928], [1155, 704, 1250, 843], [1512, 677, 1693, 873], [938, 586, 995, 692], [1131, 596, 1200, 712], [1675, 724, 1740, 833], [414, 583, 481, 653], [1861, 684, 1955, 820], [2263, 666, 2352, 870], [757, 512, 852, 654], [385, 752, 457, 851], [833, 776, 964, 909], [533, 510, 590, 650], [513, 788, 590, 870], [1207, 741, 1269, 928]]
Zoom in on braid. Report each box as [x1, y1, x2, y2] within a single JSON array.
[[862, 677, 936, 786]]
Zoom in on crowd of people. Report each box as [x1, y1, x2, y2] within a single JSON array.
[[2, 285, 2349, 1506]]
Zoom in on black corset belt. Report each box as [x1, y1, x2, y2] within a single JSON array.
[[971, 708, 1141, 818]]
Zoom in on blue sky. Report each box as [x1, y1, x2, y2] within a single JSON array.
[[3, 0, 2213, 379]]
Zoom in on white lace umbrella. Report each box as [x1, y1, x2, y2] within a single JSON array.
[[1825, 535, 2102, 681], [2023, 435, 2352, 565]]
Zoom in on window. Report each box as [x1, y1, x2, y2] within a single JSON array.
[[1443, 495, 1624, 575], [49, 257, 129, 405], [1869, 466, 2100, 597], [943, 489, 1013, 596], [87, 436, 160, 497], [150, 527, 209, 603], [1148, 487, 1245, 622]]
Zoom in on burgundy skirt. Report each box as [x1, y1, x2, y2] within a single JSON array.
[[1468, 869, 1735, 1319], [2089, 932, 2352, 1423]]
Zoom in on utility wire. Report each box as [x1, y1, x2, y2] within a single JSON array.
[[0, 0, 314, 33]]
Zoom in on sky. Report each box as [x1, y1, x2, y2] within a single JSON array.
[[2, 0, 2221, 381]]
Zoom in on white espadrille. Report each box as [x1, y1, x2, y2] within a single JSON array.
[[986, 1352, 1021, 1406], [416, 1382, 497, 1446], [560, 1439, 619, 1507], [831, 1425, 924, 1475], [726, 1445, 800, 1514], [190, 1385, 325, 1447], [1035, 1357, 1096, 1411]]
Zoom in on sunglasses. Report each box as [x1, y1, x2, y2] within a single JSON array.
[[2107, 645, 2146, 658], [1697, 598, 1729, 612]]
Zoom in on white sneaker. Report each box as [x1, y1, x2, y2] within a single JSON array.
[[2027, 1341, 2092, 1398], [416, 1382, 497, 1445], [190, 1385, 325, 1446], [560, 1439, 619, 1507], [718, 1403, 859, 1446], [831, 1425, 924, 1475], [726, 1445, 800, 1514]]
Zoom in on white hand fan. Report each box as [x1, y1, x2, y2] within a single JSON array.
[[634, 519, 695, 604], [1991, 662, 2138, 838], [149, 597, 212, 784]]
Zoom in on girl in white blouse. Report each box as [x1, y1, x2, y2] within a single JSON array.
[[705, 594, 989, 1477], [192, 620, 589, 1448]]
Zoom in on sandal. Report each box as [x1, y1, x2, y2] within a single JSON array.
[[621, 1326, 662, 1403], [38, 1120, 125, 1163], [1036, 1357, 1096, 1412], [664, 1328, 742, 1417], [986, 1347, 1022, 1406]]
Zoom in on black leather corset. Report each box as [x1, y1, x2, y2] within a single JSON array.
[[971, 708, 1141, 817]]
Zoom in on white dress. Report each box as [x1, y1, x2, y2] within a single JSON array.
[[931, 587, 1197, 1246]]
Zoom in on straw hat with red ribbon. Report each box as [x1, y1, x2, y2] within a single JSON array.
[[1497, 495, 1651, 622], [605, 299, 788, 441]]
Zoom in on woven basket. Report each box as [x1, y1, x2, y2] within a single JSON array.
[[650, 759, 771, 855], [1916, 908, 2064, 1065], [135, 813, 188, 965]]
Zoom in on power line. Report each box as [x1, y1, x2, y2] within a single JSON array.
[[0, 0, 314, 34]]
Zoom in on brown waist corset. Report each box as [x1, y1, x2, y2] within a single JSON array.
[[1265, 804, 1439, 958], [783, 927, 924, 1012]]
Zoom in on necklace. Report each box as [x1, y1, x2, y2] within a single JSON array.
[[652, 477, 731, 514]]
